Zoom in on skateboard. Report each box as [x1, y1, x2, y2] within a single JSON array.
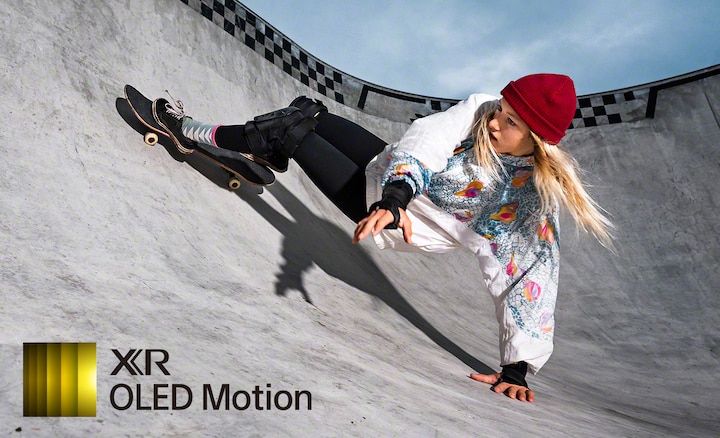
[[122, 84, 275, 188]]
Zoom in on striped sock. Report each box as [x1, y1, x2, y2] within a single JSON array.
[[181, 118, 222, 147]]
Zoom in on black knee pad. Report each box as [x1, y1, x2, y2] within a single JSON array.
[[289, 96, 328, 118], [245, 107, 318, 158]]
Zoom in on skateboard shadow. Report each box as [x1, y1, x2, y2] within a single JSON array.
[[235, 181, 495, 375]]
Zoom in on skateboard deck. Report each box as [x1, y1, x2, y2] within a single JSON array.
[[122, 84, 275, 188]]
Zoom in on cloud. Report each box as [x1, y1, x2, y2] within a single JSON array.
[[428, 1, 677, 96], [241, 0, 720, 97], [435, 39, 554, 97]]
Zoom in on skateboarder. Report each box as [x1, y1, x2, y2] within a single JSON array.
[[153, 73, 613, 403]]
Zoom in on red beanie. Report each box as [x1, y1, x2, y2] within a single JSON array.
[[500, 73, 577, 145]]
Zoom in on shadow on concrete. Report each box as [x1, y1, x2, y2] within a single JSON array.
[[235, 180, 495, 375], [116, 95, 491, 374]]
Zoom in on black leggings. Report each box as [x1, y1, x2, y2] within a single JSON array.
[[215, 112, 387, 223]]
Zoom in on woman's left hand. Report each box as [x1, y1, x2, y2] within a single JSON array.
[[352, 207, 413, 244], [469, 372, 535, 403]]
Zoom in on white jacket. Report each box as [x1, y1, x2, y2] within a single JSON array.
[[365, 94, 558, 374]]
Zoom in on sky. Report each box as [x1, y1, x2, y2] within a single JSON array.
[[239, 0, 720, 99]]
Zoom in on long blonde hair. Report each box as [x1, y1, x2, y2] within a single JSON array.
[[473, 107, 614, 248]]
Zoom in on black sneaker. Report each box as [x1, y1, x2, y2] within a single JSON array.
[[152, 96, 195, 154]]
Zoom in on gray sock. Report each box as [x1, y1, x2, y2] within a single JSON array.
[[181, 118, 221, 147]]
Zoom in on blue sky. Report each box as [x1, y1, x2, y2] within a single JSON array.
[[240, 0, 720, 98]]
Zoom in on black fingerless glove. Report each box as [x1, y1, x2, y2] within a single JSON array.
[[368, 180, 413, 229], [496, 361, 529, 388]]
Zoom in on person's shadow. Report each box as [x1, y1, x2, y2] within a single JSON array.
[[114, 97, 492, 373], [236, 181, 494, 374]]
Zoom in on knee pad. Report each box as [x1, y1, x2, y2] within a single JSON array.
[[245, 107, 318, 158], [289, 96, 328, 118]]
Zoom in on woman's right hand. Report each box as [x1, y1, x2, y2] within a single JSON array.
[[352, 208, 413, 245]]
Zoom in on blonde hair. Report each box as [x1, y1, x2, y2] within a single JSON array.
[[473, 108, 614, 248]]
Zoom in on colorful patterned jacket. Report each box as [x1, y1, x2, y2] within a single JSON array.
[[365, 94, 559, 374]]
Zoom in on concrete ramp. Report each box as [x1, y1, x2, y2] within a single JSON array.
[[1, 1, 718, 436]]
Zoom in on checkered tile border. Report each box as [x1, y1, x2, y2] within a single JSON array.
[[571, 64, 720, 128], [177, 0, 461, 123], [179, 1, 346, 101], [177, 1, 719, 128], [571, 90, 646, 129]]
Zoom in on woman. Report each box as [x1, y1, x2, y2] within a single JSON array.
[[154, 73, 613, 403]]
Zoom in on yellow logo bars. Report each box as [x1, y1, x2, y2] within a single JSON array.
[[23, 343, 96, 417]]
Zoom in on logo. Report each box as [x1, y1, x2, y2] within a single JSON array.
[[110, 349, 170, 376], [107, 348, 312, 411], [23, 343, 96, 417], [22, 344, 312, 416]]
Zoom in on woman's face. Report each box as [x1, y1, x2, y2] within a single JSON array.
[[488, 99, 536, 156]]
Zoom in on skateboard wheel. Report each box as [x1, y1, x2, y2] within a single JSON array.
[[228, 178, 242, 190], [144, 132, 158, 146]]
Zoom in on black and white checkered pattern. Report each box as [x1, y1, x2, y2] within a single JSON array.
[[181, 0, 346, 104], [178, 0, 720, 128], [177, 0, 460, 123], [572, 91, 639, 128]]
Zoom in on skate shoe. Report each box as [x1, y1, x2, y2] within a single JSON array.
[[152, 94, 195, 154]]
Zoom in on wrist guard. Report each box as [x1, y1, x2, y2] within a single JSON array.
[[368, 180, 413, 229], [496, 361, 529, 388]]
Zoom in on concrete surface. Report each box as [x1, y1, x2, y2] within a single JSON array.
[[1, 0, 719, 436]]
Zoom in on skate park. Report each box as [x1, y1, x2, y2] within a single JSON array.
[[1, 0, 719, 436]]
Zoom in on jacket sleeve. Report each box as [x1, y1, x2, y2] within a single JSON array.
[[381, 94, 498, 195], [483, 208, 561, 375]]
